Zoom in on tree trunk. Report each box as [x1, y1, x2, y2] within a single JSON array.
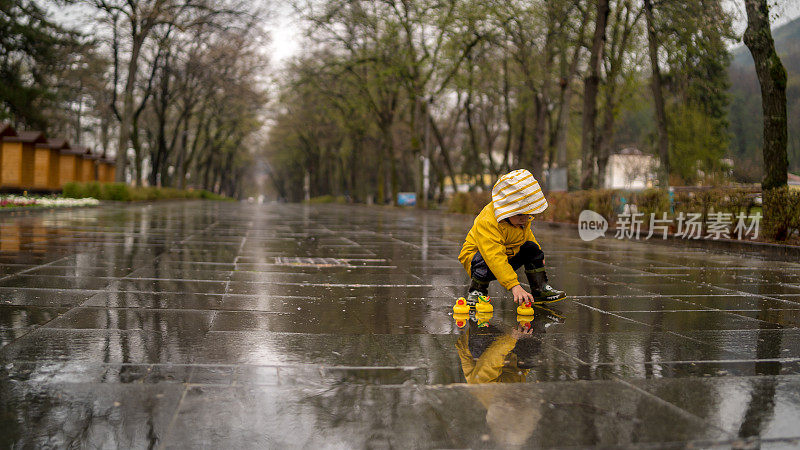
[[515, 104, 527, 169], [428, 111, 459, 193], [644, 0, 670, 188], [465, 77, 486, 187], [580, 0, 609, 189], [532, 91, 547, 185], [99, 111, 110, 156], [555, 9, 588, 177], [597, 91, 616, 188], [743, 0, 788, 191], [131, 119, 144, 185], [181, 106, 209, 189], [114, 33, 145, 182], [380, 122, 398, 205], [532, 26, 554, 186], [554, 78, 572, 170], [501, 57, 514, 173]]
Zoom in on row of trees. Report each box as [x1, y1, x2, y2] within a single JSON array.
[[266, 0, 788, 203], [1, 0, 270, 197]]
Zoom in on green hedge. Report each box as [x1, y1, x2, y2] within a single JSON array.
[[763, 187, 800, 240], [306, 195, 347, 204], [62, 182, 229, 202]]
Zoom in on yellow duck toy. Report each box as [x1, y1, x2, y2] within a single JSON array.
[[475, 311, 493, 327], [516, 314, 533, 327], [475, 295, 493, 313], [453, 297, 470, 314], [453, 313, 470, 328], [516, 302, 534, 316]]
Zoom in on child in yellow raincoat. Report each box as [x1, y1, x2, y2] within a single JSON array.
[[458, 169, 565, 307]]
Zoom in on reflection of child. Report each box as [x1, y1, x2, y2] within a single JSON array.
[[455, 320, 550, 449], [455, 322, 535, 384], [458, 169, 566, 307]]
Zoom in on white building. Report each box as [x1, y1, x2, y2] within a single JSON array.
[[604, 147, 657, 190]]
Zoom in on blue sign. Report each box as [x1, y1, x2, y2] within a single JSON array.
[[397, 192, 417, 206]]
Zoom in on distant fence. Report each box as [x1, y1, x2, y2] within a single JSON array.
[[1, 123, 116, 192]]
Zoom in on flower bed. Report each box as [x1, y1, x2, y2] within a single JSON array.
[[0, 194, 99, 209]]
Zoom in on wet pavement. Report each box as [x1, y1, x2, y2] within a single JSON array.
[[2, 201, 800, 448]]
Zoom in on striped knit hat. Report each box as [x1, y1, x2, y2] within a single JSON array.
[[491, 169, 548, 222]]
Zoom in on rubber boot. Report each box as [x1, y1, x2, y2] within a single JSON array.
[[466, 278, 489, 307], [526, 267, 566, 303]]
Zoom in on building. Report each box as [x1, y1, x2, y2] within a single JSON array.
[[80, 148, 98, 182], [97, 154, 116, 182], [604, 147, 657, 190], [1, 130, 47, 189], [44, 139, 71, 189], [32, 138, 65, 190], [59, 146, 82, 187]]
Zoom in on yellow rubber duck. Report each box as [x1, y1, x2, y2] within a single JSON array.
[[475, 311, 493, 327], [516, 303, 534, 316], [475, 295, 493, 313], [516, 315, 533, 327], [453, 313, 469, 328], [453, 297, 470, 314]]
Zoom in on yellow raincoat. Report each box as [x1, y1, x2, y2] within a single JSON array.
[[458, 202, 539, 291]]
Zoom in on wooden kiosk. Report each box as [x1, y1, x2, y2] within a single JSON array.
[[1, 130, 47, 189], [33, 138, 69, 190], [59, 146, 84, 187], [98, 155, 116, 183], [80, 149, 98, 182], [40, 139, 70, 190]]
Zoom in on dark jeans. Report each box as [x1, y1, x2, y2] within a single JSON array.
[[470, 241, 545, 282]]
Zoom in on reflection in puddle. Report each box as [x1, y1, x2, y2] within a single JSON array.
[[455, 306, 565, 384], [454, 307, 564, 447]]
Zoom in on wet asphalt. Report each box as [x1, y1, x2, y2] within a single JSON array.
[[1, 201, 800, 448]]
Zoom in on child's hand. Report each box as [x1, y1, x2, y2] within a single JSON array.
[[511, 323, 534, 339], [511, 285, 534, 305]]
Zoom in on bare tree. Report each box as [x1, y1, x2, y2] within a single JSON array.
[[580, 0, 609, 189], [83, 0, 257, 182]]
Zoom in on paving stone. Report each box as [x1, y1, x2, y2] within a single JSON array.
[[0, 381, 183, 448], [544, 330, 749, 364], [629, 376, 800, 440], [0, 328, 200, 364], [1, 201, 799, 447], [82, 291, 227, 309], [672, 295, 800, 311], [0, 274, 113, 290], [681, 329, 800, 359], [0, 287, 98, 307], [162, 385, 449, 449], [614, 310, 779, 331], [425, 381, 730, 448], [45, 307, 215, 331]]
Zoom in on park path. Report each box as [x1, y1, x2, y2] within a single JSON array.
[[1, 201, 800, 448]]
